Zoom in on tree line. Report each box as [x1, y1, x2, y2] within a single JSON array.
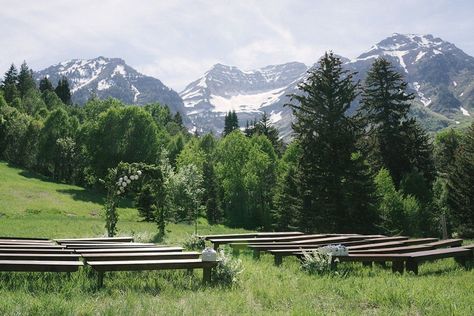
[[0, 56, 472, 238]]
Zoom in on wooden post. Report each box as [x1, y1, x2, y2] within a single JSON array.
[[274, 255, 282, 266], [97, 271, 104, 288], [392, 261, 404, 274], [202, 267, 211, 284], [252, 249, 260, 260], [405, 260, 418, 275]]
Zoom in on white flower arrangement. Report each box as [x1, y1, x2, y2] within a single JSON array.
[[317, 244, 348, 256], [115, 170, 142, 195]]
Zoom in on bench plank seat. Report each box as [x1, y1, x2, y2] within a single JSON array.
[[82, 252, 200, 262], [0, 244, 65, 249], [55, 237, 134, 243], [349, 244, 435, 254], [87, 259, 218, 286], [203, 232, 303, 240], [64, 243, 155, 249], [0, 253, 81, 261], [404, 247, 473, 274], [425, 239, 463, 248], [75, 247, 184, 254], [0, 248, 75, 254], [0, 260, 83, 272]]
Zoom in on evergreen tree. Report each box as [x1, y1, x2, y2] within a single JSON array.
[[358, 57, 415, 186], [249, 112, 282, 155], [55, 76, 72, 104], [223, 110, 239, 136], [287, 52, 375, 233], [203, 161, 222, 224], [1, 64, 19, 104], [17, 61, 36, 97], [39, 77, 54, 93], [273, 165, 301, 231], [173, 111, 183, 127], [447, 123, 474, 237]]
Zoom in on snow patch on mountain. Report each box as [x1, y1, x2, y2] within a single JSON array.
[[412, 82, 432, 107], [269, 111, 283, 124], [209, 88, 286, 113]]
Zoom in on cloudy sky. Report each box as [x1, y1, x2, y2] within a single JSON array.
[[1, 0, 473, 91]]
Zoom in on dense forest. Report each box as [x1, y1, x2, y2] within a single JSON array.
[[0, 54, 473, 238]]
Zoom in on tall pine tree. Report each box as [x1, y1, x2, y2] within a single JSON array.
[[55, 76, 72, 105], [287, 52, 376, 233], [446, 123, 474, 237], [1, 64, 19, 104], [223, 110, 239, 136], [17, 61, 36, 98], [358, 57, 416, 186], [39, 77, 54, 93]]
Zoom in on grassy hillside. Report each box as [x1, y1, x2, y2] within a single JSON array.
[[0, 161, 473, 315], [0, 161, 246, 242]]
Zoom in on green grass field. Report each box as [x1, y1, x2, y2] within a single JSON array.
[[0, 161, 473, 315]]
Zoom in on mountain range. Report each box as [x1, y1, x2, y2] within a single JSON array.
[[34, 56, 186, 115], [34, 33, 474, 138]]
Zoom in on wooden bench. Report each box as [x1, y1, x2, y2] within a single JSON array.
[[81, 252, 200, 262], [55, 237, 134, 243], [247, 236, 389, 259], [0, 248, 76, 254], [0, 244, 66, 249], [63, 243, 155, 249], [403, 247, 473, 274], [425, 239, 463, 248], [0, 253, 81, 261], [0, 260, 83, 272], [346, 238, 437, 251], [0, 237, 50, 242], [87, 259, 218, 287], [349, 244, 435, 254], [203, 232, 303, 241], [74, 247, 184, 254]]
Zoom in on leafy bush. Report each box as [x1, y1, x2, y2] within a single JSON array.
[[300, 250, 336, 275], [183, 233, 206, 250], [212, 250, 243, 287]]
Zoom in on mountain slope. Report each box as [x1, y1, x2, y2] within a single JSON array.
[[182, 33, 474, 137], [35, 56, 186, 115]]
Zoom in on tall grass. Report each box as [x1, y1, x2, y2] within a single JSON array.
[[0, 161, 473, 315]]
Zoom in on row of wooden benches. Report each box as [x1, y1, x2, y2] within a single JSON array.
[[202, 232, 474, 274], [0, 237, 218, 286]]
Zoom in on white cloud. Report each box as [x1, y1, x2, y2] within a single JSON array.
[[0, 0, 473, 91]]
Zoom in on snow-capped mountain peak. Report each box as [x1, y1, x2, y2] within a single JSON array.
[[179, 61, 308, 135], [35, 56, 186, 115], [183, 33, 474, 137]]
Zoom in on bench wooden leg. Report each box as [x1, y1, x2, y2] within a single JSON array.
[[455, 256, 468, 268], [213, 243, 219, 250], [406, 259, 418, 275], [202, 267, 211, 284], [253, 249, 260, 260], [97, 271, 105, 288], [274, 255, 283, 266], [392, 261, 404, 274], [330, 259, 338, 270]]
